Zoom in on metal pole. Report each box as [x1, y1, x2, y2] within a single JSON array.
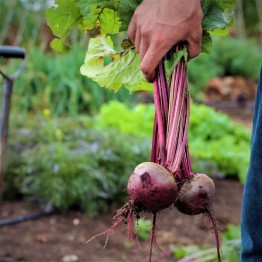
[[0, 46, 26, 205], [0, 76, 13, 204]]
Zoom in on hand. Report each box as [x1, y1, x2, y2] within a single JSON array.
[[128, 0, 203, 82]]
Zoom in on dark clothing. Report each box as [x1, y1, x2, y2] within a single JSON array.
[[241, 66, 262, 261]]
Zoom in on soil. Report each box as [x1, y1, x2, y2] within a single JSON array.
[[0, 90, 253, 262], [0, 178, 243, 262]]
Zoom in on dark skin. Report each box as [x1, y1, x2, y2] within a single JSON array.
[[128, 0, 203, 82]]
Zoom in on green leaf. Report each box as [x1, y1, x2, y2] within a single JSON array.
[[77, 0, 119, 12], [164, 47, 188, 82], [76, 0, 121, 34], [202, 6, 229, 32], [201, 30, 212, 53], [80, 37, 152, 92], [50, 39, 70, 52], [200, 0, 235, 58], [202, 0, 234, 33], [46, 0, 83, 49], [221, 0, 236, 10], [117, 0, 142, 31]]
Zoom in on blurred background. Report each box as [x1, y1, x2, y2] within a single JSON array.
[[0, 0, 261, 261]]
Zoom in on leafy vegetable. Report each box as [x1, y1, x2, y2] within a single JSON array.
[[5, 113, 150, 215], [80, 37, 151, 92]]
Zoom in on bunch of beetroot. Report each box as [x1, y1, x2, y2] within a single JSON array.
[[88, 47, 221, 262]]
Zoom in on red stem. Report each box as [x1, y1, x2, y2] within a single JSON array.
[[150, 114, 158, 163], [152, 46, 192, 177], [153, 78, 167, 165]]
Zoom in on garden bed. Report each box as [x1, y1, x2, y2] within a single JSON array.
[[1, 100, 252, 261]]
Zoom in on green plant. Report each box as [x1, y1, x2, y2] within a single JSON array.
[[94, 101, 155, 138], [171, 225, 241, 262], [2, 46, 132, 115], [0, 0, 86, 49], [189, 103, 250, 183], [187, 36, 262, 99], [172, 245, 205, 260], [4, 102, 250, 215], [94, 101, 250, 182], [187, 52, 224, 99], [222, 224, 241, 241], [135, 219, 152, 241], [5, 112, 151, 215], [211, 37, 262, 80], [221, 225, 241, 262]]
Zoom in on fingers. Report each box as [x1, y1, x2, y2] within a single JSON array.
[[128, 18, 202, 82], [128, 19, 158, 82], [127, 16, 136, 43], [187, 9, 202, 59], [135, 31, 141, 53], [129, 27, 201, 81], [140, 42, 172, 82], [128, 17, 142, 54], [138, 34, 149, 61]]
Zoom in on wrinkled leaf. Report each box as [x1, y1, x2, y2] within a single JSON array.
[[80, 37, 152, 92]]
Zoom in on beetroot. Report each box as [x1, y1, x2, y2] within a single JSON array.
[[87, 46, 221, 262], [128, 162, 177, 211], [175, 173, 215, 215]]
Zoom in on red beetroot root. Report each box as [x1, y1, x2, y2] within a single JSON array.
[[175, 173, 221, 261], [175, 173, 215, 215], [128, 162, 178, 212], [86, 162, 178, 253]]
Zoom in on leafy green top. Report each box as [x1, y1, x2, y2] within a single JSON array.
[[46, 0, 235, 91]]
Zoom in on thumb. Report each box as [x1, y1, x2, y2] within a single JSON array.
[[186, 33, 202, 60]]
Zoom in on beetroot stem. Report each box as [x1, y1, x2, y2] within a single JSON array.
[[150, 114, 159, 163], [158, 62, 169, 124], [153, 78, 167, 165]]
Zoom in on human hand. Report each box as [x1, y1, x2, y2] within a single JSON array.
[[128, 0, 203, 82]]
